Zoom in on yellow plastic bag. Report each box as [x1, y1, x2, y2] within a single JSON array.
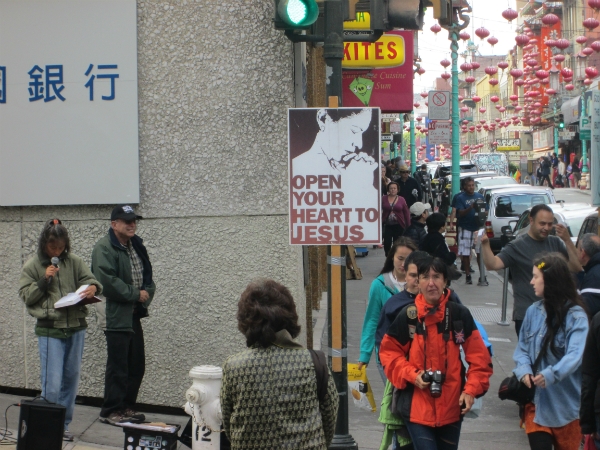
[[347, 363, 377, 412]]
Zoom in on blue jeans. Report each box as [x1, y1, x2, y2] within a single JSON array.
[[405, 420, 462, 450], [38, 329, 86, 430]]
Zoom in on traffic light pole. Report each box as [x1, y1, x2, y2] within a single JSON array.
[[324, 1, 357, 449], [581, 90, 589, 189], [553, 101, 559, 156]]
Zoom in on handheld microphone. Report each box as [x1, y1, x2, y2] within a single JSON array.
[[48, 257, 59, 284]]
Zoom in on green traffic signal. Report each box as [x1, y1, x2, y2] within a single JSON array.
[[277, 0, 319, 28], [558, 114, 565, 129]]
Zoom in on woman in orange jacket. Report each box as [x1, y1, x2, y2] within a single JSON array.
[[379, 256, 493, 450]]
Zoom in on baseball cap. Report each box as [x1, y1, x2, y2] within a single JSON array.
[[111, 205, 143, 221], [410, 202, 431, 216], [399, 165, 410, 172]]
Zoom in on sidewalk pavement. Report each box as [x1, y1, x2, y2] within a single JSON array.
[[316, 247, 531, 450], [0, 248, 530, 450]]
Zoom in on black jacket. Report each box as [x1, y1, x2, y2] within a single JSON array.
[[393, 176, 422, 208], [578, 252, 600, 318], [420, 231, 456, 266], [404, 219, 427, 247], [581, 312, 600, 434]]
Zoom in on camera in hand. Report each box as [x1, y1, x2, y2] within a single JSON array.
[[422, 370, 445, 398]]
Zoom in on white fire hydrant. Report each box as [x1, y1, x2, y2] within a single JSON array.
[[184, 365, 223, 450]]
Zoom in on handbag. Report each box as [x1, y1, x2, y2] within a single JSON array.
[[385, 197, 399, 225], [498, 350, 543, 404]]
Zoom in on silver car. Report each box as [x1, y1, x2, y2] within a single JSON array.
[[484, 186, 556, 251], [506, 203, 597, 246], [475, 176, 517, 192]]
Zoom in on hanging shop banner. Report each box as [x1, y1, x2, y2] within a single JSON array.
[[591, 90, 600, 205], [288, 108, 381, 245], [0, 0, 139, 206], [341, 31, 414, 113], [496, 139, 521, 151]]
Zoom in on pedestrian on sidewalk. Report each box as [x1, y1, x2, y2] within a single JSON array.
[[581, 309, 600, 449], [480, 204, 580, 337], [394, 165, 422, 209], [19, 219, 103, 441], [539, 157, 554, 189], [420, 213, 457, 267], [379, 256, 493, 450], [382, 182, 411, 256], [572, 157, 582, 188], [220, 279, 338, 450], [358, 237, 418, 383], [453, 177, 485, 285], [404, 202, 430, 247], [576, 233, 600, 317], [513, 253, 588, 450], [92, 205, 156, 425]]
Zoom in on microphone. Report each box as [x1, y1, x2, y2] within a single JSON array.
[[48, 257, 59, 284]]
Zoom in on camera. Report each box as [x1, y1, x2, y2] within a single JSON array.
[[422, 370, 445, 398]]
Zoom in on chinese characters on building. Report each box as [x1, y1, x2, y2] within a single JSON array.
[[0, 64, 119, 103]]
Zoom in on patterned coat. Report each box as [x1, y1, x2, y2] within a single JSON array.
[[221, 330, 339, 450]]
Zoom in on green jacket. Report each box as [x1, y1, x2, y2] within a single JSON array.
[[91, 229, 156, 332], [19, 249, 103, 329]]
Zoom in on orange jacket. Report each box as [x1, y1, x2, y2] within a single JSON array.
[[379, 290, 493, 427]]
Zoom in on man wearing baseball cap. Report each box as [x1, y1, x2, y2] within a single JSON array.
[[404, 202, 430, 246], [91, 205, 156, 425]]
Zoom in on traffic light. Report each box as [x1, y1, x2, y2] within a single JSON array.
[[274, 0, 319, 30], [558, 114, 565, 129], [425, 0, 452, 26]]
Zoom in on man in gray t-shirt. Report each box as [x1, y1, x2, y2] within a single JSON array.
[[480, 204, 581, 337]]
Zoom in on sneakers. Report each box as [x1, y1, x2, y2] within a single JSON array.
[[123, 408, 145, 422], [99, 409, 144, 426], [465, 275, 472, 285], [63, 430, 74, 441]]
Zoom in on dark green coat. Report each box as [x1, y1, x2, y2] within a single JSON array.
[[91, 229, 155, 332]]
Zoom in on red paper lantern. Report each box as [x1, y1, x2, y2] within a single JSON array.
[[490, 95, 500, 103], [510, 94, 518, 101], [499, 107, 506, 112], [487, 36, 498, 47], [458, 95, 464, 101], [420, 91, 428, 99], [546, 88, 557, 95], [510, 68, 524, 78], [589, 0, 600, 11], [576, 35, 589, 45], [430, 23, 442, 34], [440, 59, 451, 68], [417, 67, 425, 75], [471, 61, 481, 70], [472, 95, 481, 103], [586, 66, 599, 78], [460, 106, 469, 112], [591, 41, 600, 52], [441, 72, 451, 80], [561, 67, 573, 78], [416, 116, 423, 122], [584, 17, 600, 30], [515, 35, 530, 47], [545, 39, 557, 48], [459, 31, 470, 41], [414, 102, 420, 108], [498, 61, 509, 70], [485, 66, 498, 76], [465, 76, 476, 83], [475, 27, 490, 40], [489, 78, 499, 86], [583, 47, 594, 56], [479, 107, 487, 113], [554, 54, 566, 62], [565, 84, 575, 91], [542, 13, 560, 26], [585, 78, 594, 85], [526, 59, 538, 67], [502, 8, 518, 22], [535, 69, 549, 79], [460, 62, 473, 72], [555, 38, 570, 50]]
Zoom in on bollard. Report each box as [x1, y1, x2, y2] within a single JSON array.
[[498, 268, 511, 326], [477, 250, 488, 286], [184, 366, 223, 450]]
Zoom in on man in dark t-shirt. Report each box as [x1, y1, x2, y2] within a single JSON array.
[[480, 204, 581, 336]]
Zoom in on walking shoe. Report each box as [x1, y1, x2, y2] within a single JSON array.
[[465, 275, 472, 285], [99, 411, 128, 425], [63, 430, 74, 441], [124, 408, 145, 422]]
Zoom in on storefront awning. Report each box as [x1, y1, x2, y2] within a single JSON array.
[[562, 96, 580, 125]]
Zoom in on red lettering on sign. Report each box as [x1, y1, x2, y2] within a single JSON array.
[[387, 42, 397, 59], [344, 43, 351, 60], [361, 42, 370, 59], [375, 41, 384, 60]]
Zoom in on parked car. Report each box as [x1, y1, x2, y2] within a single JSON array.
[[474, 176, 517, 192], [501, 203, 596, 247], [484, 186, 556, 252], [433, 160, 479, 178], [480, 184, 526, 203], [576, 210, 600, 247]]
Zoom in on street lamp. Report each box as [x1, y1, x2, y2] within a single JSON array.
[[549, 65, 560, 156]]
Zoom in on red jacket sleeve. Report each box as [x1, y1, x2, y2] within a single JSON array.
[[379, 334, 420, 389], [461, 329, 493, 397]]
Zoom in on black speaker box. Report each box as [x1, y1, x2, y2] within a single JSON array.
[[16, 399, 65, 450]]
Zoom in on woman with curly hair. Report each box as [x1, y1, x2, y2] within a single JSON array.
[[513, 253, 589, 450], [220, 279, 339, 450], [18, 219, 102, 442]]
